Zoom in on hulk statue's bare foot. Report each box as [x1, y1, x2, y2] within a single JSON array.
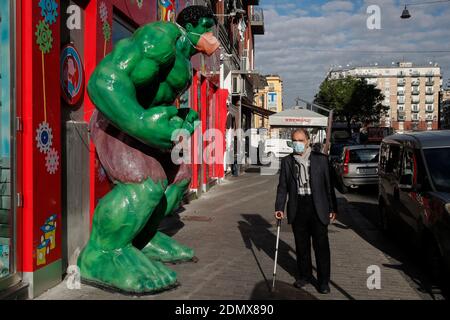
[[79, 244, 178, 294], [142, 231, 198, 264]]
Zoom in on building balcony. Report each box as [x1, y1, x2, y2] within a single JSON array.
[[411, 104, 420, 112], [397, 79, 406, 86], [243, 0, 260, 5], [426, 105, 434, 112], [425, 89, 434, 95], [426, 80, 434, 86], [411, 89, 420, 95], [397, 91, 405, 96], [412, 114, 420, 122], [411, 80, 420, 86], [251, 7, 265, 35], [411, 98, 420, 104], [426, 98, 434, 104]]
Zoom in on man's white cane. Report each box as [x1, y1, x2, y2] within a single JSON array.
[[272, 215, 282, 292]]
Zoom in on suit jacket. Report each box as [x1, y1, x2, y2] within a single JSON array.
[[275, 151, 338, 225]]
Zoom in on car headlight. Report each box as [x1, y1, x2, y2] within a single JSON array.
[[446, 203, 450, 214]]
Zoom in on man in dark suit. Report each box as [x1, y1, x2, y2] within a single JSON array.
[[275, 128, 337, 294]]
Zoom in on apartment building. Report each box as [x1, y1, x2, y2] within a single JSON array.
[[254, 74, 284, 129], [328, 62, 442, 132]]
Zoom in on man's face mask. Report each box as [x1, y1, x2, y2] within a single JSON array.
[[191, 31, 220, 56], [293, 141, 305, 154]]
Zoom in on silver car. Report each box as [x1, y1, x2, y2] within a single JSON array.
[[333, 145, 379, 193]]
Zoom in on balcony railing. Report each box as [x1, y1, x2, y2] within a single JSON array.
[[426, 105, 434, 112], [411, 89, 420, 95], [426, 98, 434, 104], [251, 7, 265, 35], [411, 80, 420, 86], [411, 98, 420, 104], [398, 80, 406, 86], [411, 105, 420, 112], [397, 91, 405, 96], [426, 79, 434, 86], [425, 89, 434, 95]]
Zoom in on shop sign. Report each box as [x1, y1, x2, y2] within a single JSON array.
[[60, 44, 84, 106]]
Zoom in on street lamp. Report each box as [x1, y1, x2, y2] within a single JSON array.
[[400, 0, 450, 19], [400, 5, 411, 19]]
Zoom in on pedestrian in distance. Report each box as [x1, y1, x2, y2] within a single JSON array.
[[274, 128, 338, 294]]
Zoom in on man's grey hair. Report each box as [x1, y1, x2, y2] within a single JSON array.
[[291, 128, 310, 140]]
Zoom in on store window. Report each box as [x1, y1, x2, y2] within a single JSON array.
[[112, 13, 137, 45], [0, 0, 16, 286]]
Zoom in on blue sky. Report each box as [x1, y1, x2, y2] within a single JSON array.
[[255, 0, 450, 107]]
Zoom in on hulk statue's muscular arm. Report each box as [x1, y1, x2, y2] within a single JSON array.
[[87, 22, 188, 150]]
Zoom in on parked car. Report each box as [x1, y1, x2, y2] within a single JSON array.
[[333, 145, 380, 193], [378, 131, 450, 288], [329, 140, 356, 164], [262, 138, 293, 161]]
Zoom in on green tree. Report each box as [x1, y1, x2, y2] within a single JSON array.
[[315, 76, 387, 129]]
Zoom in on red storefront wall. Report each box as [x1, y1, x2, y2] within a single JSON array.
[[19, 0, 63, 286]]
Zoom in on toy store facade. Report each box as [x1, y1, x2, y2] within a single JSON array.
[[0, 0, 227, 298]]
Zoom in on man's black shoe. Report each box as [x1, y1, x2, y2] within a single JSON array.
[[293, 278, 312, 289], [318, 283, 330, 294]]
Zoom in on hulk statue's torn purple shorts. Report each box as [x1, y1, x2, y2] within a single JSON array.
[[89, 110, 191, 185]]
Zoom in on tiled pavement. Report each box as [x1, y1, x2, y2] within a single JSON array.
[[37, 169, 424, 300]]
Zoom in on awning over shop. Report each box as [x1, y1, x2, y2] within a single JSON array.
[[241, 102, 275, 118], [269, 107, 329, 128]]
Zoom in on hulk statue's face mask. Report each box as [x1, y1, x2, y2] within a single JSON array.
[[176, 22, 220, 57], [190, 31, 220, 56]]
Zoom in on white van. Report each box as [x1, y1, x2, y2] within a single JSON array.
[[262, 139, 293, 159]]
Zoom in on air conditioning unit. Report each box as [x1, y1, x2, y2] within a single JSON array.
[[232, 75, 241, 94]]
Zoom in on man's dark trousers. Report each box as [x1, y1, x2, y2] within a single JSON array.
[[292, 194, 330, 285]]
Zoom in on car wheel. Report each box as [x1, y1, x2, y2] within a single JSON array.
[[379, 203, 391, 235], [265, 152, 276, 167], [339, 177, 349, 194], [423, 237, 444, 285]]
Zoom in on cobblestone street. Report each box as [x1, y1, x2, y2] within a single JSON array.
[[37, 168, 441, 300]]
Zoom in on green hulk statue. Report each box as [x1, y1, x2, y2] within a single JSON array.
[[78, 6, 220, 294]]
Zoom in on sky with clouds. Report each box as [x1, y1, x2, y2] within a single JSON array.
[[254, 0, 450, 108]]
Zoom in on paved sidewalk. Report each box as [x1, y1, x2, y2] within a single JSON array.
[[37, 169, 423, 300]]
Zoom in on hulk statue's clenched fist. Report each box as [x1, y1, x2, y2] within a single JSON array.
[[77, 6, 220, 294]]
